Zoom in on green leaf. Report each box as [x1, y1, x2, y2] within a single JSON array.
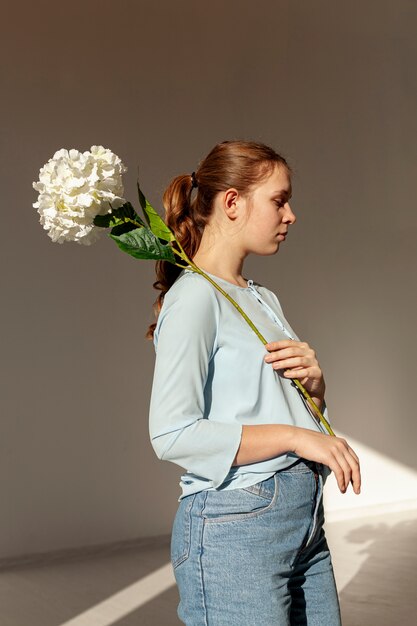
[[93, 202, 146, 229], [94, 213, 122, 228], [137, 181, 147, 211], [109, 227, 177, 262], [136, 180, 175, 242], [109, 221, 139, 237]]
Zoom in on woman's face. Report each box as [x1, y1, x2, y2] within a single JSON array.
[[240, 164, 296, 256]]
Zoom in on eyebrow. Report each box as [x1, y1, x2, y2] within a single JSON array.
[[272, 187, 292, 198]]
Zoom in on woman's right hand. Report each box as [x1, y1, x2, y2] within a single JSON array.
[[288, 427, 361, 494]]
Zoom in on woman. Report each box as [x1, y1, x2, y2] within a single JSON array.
[[147, 140, 361, 625]]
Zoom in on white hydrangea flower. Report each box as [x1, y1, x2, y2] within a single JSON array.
[[33, 145, 128, 245]]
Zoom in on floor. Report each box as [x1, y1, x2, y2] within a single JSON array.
[[0, 508, 416, 626]]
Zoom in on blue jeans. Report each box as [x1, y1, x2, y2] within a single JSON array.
[[170, 458, 341, 625]]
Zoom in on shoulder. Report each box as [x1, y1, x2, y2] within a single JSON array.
[[154, 270, 220, 337], [165, 269, 220, 308]]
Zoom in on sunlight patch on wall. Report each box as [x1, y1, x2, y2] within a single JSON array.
[[323, 430, 417, 522]]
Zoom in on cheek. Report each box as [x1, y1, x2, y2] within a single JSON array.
[[247, 210, 279, 241]]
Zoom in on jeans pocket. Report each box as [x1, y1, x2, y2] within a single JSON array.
[[171, 494, 195, 569], [202, 474, 278, 524]]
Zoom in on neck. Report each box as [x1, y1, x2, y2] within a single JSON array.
[[191, 250, 247, 287]]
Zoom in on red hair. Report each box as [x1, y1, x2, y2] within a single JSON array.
[[145, 139, 292, 340]]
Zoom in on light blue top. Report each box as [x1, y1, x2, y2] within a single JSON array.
[[148, 267, 332, 501]]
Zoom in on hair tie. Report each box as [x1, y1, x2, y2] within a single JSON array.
[[190, 171, 198, 189]]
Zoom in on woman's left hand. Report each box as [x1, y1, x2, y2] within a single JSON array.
[[264, 340, 325, 399]]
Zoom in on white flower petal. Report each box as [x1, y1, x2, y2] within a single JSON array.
[[33, 146, 127, 244]]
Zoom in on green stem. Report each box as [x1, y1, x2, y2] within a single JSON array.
[[117, 205, 335, 437], [169, 240, 335, 437], [124, 217, 144, 229], [291, 379, 334, 435]]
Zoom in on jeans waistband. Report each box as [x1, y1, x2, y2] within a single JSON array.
[[281, 457, 325, 474]]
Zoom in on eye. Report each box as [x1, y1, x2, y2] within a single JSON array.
[[274, 200, 285, 208]]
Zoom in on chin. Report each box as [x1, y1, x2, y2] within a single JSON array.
[[250, 239, 281, 256], [255, 244, 280, 257]]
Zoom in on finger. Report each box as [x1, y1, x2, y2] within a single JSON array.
[[333, 450, 353, 492], [283, 368, 311, 378], [346, 444, 360, 466], [282, 365, 322, 379], [265, 340, 301, 351], [265, 345, 309, 360], [337, 446, 361, 494], [344, 450, 361, 494], [273, 355, 313, 368], [329, 460, 346, 493]]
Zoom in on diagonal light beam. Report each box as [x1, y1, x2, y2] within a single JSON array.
[[59, 563, 176, 626]]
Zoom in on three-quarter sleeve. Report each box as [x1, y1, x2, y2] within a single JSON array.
[[148, 274, 243, 489]]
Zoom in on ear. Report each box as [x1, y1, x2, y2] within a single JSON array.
[[223, 188, 240, 219]]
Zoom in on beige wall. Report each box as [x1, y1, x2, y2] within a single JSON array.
[[1, 0, 416, 559]]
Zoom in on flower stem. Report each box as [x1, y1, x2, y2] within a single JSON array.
[[114, 204, 335, 438], [124, 217, 145, 229], [169, 240, 335, 437], [117, 197, 335, 436]]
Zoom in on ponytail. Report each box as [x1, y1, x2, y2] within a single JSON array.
[[144, 172, 204, 340]]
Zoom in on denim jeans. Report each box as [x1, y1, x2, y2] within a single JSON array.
[[170, 458, 341, 625]]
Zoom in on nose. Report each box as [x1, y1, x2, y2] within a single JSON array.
[[284, 202, 297, 224]]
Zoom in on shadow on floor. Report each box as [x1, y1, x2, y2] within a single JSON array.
[[0, 537, 181, 626], [1, 515, 416, 625], [339, 518, 417, 626]]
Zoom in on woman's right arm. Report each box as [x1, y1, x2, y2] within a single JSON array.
[[232, 424, 361, 495], [149, 276, 243, 490]]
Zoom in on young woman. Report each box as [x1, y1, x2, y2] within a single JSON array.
[[147, 140, 361, 625]]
